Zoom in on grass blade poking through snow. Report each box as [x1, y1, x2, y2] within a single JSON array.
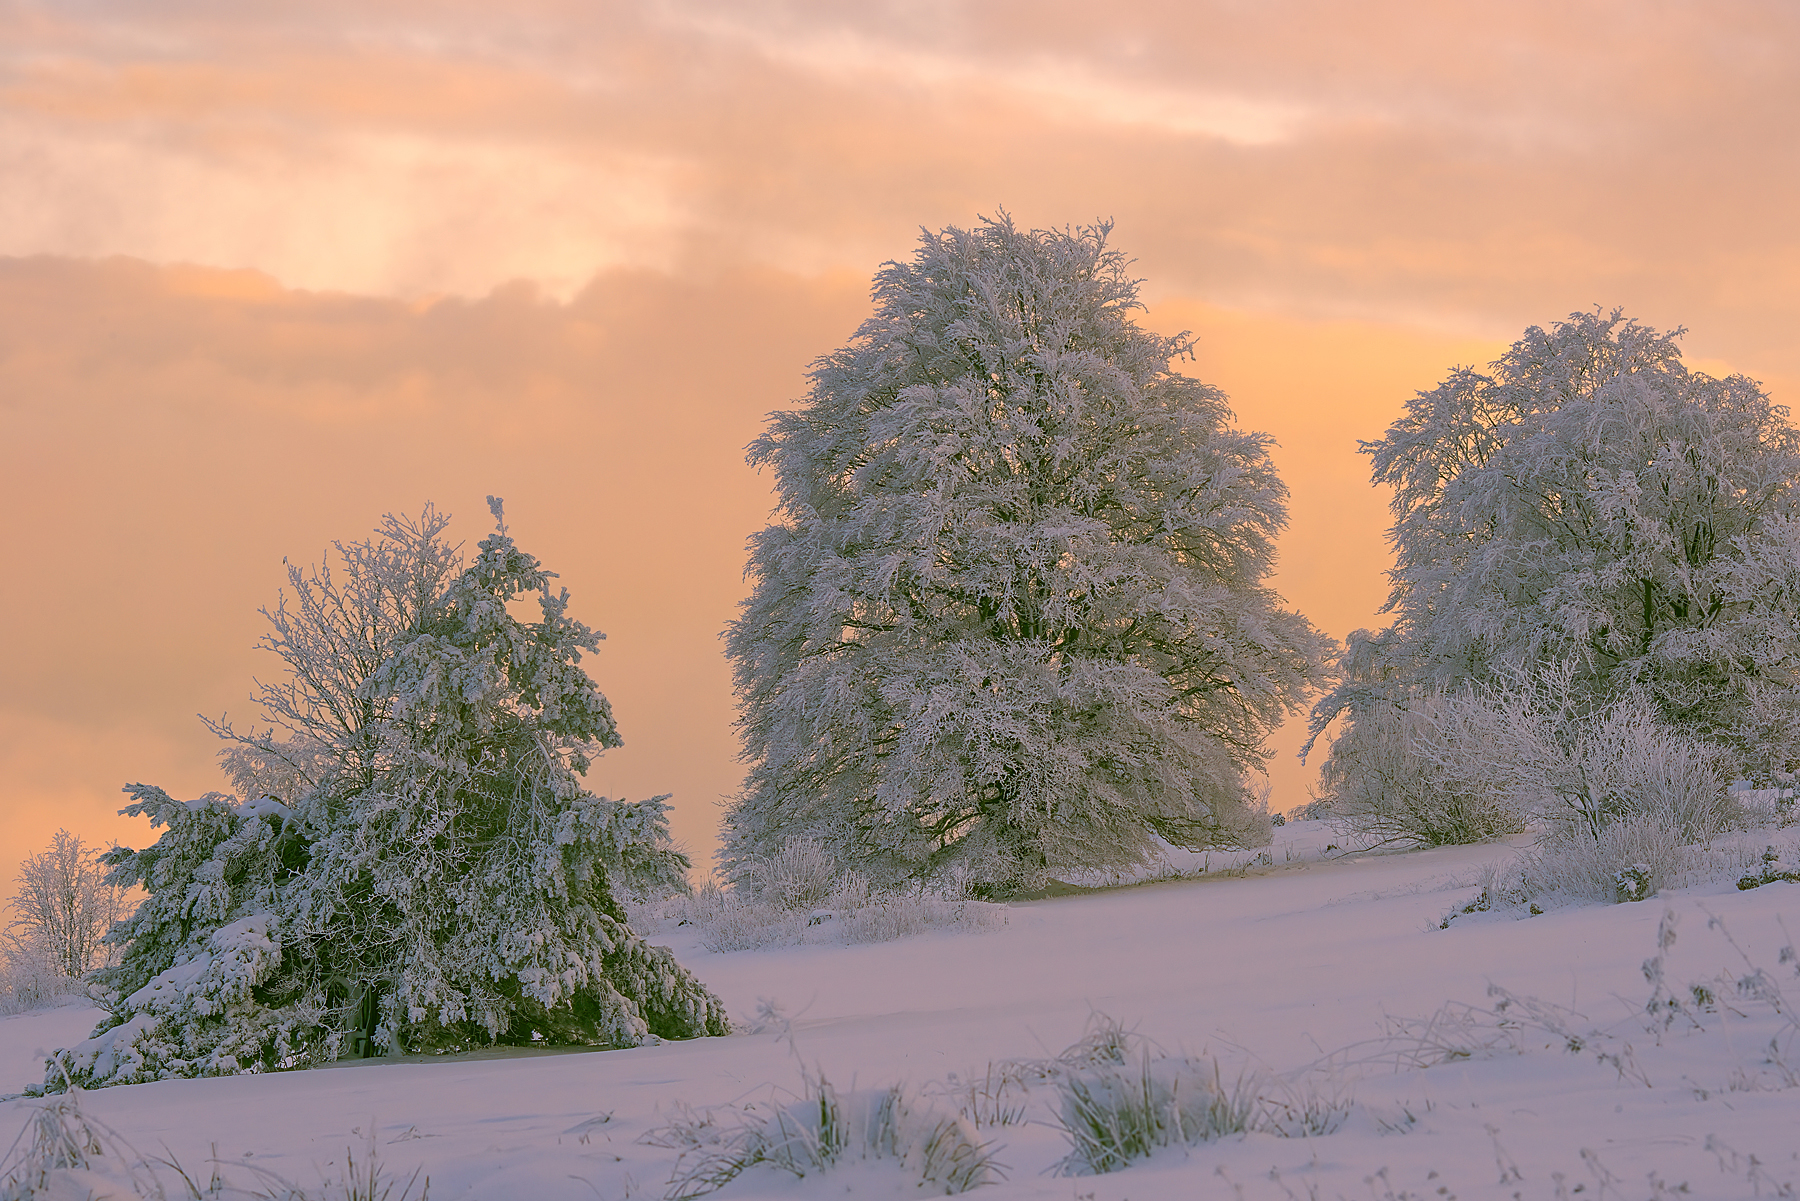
[[0, 1089, 429, 1201]]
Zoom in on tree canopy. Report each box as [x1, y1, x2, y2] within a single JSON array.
[[1311, 309, 1800, 799], [725, 214, 1332, 892]]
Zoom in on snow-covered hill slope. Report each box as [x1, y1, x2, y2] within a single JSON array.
[[5, 823, 1798, 1199]]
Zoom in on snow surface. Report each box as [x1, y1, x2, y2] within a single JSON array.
[[5, 821, 1800, 1199]]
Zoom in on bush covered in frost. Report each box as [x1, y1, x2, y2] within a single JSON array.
[[637, 845, 1005, 955], [1315, 696, 1525, 848], [0, 939, 82, 1018], [1520, 814, 1692, 904]]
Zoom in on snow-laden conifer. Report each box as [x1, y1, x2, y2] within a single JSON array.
[[725, 215, 1331, 891], [43, 502, 726, 1092]]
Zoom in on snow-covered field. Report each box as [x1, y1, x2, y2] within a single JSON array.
[[5, 821, 1800, 1199]]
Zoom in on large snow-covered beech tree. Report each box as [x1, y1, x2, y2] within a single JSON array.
[[42, 503, 726, 1093], [725, 215, 1333, 892], [1310, 310, 1800, 815]]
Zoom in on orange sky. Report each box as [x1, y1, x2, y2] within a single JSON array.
[[4, 1, 1798, 898]]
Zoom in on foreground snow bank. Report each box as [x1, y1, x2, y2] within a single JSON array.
[[5, 832, 1800, 1198]]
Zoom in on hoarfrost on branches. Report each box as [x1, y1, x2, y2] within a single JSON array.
[[43, 501, 727, 1093], [725, 213, 1332, 893], [4, 829, 130, 981], [1311, 310, 1800, 842]]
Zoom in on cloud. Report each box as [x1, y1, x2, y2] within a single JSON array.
[[0, 115, 693, 298], [0, 0, 1793, 367], [657, 2, 1309, 145]]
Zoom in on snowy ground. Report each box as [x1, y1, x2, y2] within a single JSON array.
[[4, 821, 1800, 1199]]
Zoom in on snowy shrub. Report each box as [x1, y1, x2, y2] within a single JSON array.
[[647, 1071, 998, 1198], [726, 212, 1330, 894], [1290, 797, 1336, 822], [1518, 814, 1692, 904], [835, 893, 995, 945], [744, 839, 841, 912], [1733, 845, 1800, 890], [1442, 810, 1695, 918], [645, 872, 1002, 954], [1727, 778, 1800, 828], [693, 897, 811, 956], [1327, 661, 1747, 856], [0, 938, 81, 1017], [1318, 697, 1525, 847], [1643, 744, 1739, 842], [1417, 672, 1753, 909], [43, 503, 726, 1094], [1530, 688, 1742, 843], [1677, 835, 1786, 891]]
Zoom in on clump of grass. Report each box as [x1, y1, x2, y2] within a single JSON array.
[[928, 1014, 1350, 1177], [927, 1062, 1033, 1130], [644, 1069, 999, 1199], [0, 1088, 183, 1201], [1046, 1044, 1352, 1175], [237, 1138, 428, 1201], [1052, 1053, 1261, 1175]]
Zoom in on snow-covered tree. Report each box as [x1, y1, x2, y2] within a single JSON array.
[[5, 830, 130, 979], [1310, 310, 1800, 823], [725, 215, 1332, 892], [43, 502, 726, 1092]]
